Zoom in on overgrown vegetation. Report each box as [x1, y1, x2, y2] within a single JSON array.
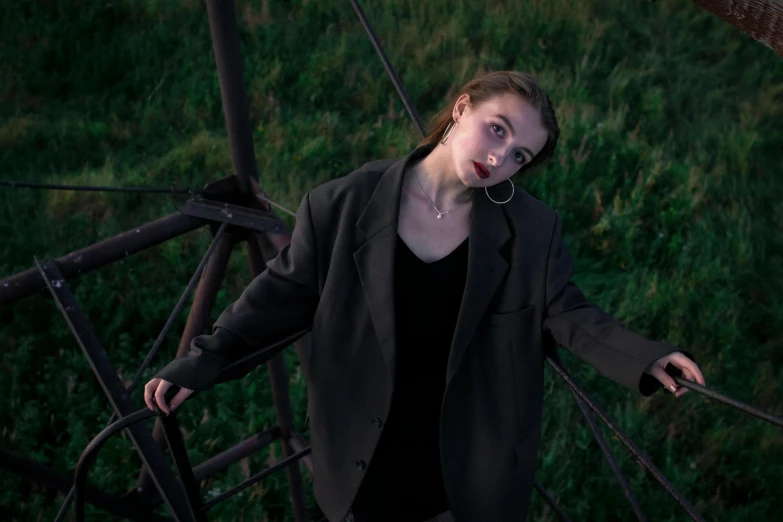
[[1, 0, 781, 520]]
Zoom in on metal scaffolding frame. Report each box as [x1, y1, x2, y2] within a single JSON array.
[[0, 1, 780, 521]]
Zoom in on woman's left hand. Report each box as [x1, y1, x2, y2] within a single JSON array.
[[645, 352, 705, 398]]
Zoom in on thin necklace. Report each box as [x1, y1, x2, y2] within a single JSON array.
[[414, 166, 473, 219]]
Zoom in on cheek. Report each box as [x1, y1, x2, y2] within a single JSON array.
[[456, 129, 483, 154]]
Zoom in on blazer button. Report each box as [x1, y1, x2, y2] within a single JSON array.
[[355, 459, 366, 470], [342, 510, 355, 522], [371, 417, 382, 428]]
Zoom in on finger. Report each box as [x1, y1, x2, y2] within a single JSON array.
[[674, 368, 697, 398], [168, 388, 195, 412], [679, 360, 705, 387], [648, 365, 678, 394], [679, 366, 695, 384], [691, 362, 705, 386], [144, 379, 160, 410], [154, 380, 174, 414], [673, 353, 706, 386]]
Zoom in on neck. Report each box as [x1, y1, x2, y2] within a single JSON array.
[[411, 143, 475, 210]]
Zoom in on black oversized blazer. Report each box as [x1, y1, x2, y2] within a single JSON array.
[[156, 143, 687, 522]]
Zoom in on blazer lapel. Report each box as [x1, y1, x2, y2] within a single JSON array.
[[354, 144, 512, 388], [446, 187, 511, 387], [353, 147, 412, 386]]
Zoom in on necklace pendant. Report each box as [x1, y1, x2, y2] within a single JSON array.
[[437, 213, 443, 219]]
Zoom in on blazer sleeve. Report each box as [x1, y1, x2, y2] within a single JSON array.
[[542, 212, 695, 396], [154, 192, 321, 391]]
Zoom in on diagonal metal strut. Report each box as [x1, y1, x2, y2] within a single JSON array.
[[33, 257, 197, 521]]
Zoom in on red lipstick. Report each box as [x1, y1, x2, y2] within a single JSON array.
[[473, 161, 490, 179]]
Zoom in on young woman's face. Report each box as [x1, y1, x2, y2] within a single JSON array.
[[447, 92, 550, 189]]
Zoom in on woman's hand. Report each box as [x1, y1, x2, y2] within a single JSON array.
[[144, 377, 195, 414], [645, 352, 705, 398]]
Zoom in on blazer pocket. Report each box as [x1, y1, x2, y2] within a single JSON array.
[[487, 305, 534, 327]]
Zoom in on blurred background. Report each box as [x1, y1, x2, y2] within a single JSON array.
[[1, 0, 781, 520]]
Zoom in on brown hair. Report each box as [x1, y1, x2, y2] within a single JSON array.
[[417, 70, 560, 177]]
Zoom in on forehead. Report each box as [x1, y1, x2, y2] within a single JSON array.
[[477, 92, 539, 121]]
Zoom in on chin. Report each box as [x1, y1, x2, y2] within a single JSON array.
[[459, 172, 480, 188]]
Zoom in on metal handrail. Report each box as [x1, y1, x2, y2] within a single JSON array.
[[72, 409, 161, 521], [547, 350, 705, 521], [68, 398, 317, 522], [669, 375, 783, 427]]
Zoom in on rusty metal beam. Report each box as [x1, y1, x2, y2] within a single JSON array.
[[137, 226, 238, 501], [193, 427, 282, 481], [0, 175, 240, 305], [158, 411, 207, 522], [180, 199, 285, 234], [206, 0, 259, 194], [245, 233, 310, 522], [546, 350, 705, 521], [201, 0, 310, 517], [34, 258, 195, 520], [289, 434, 314, 475], [532, 481, 574, 522], [0, 212, 209, 304], [691, 0, 783, 57], [568, 388, 647, 521], [202, 446, 312, 511]]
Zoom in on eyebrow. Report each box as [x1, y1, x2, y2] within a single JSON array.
[[494, 114, 534, 162]]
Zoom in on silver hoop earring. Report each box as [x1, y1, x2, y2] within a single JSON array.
[[484, 179, 514, 204], [440, 121, 456, 144]]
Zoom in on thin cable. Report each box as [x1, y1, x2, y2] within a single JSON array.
[[1, 178, 299, 219], [168, 181, 198, 215], [0, 179, 222, 196]]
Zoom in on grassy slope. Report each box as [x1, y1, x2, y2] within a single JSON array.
[[1, 0, 781, 520]]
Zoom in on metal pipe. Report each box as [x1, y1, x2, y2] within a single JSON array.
[[246, 234, 310, 522], [0, 213, 208, 304], [205, 0, 259, 194], [689, 0, 783, 58], [35, 258, 196, 520], [137, 226, 238, 500], [288, 434, 314, 474], [532, 480, 574, 522], [200, 0, 310, 515], [671, 375, 783, 428], [546, 351, 705, 522], [349, 0, 426, 137], [159, 411, 208, 522], [129, 222, 232, 396], [193, 427, 282, 481], [72, 409, 186, 522], [202, 447, 312, 511], [52, 222, 232, 517], [566, 374, 647, 520]]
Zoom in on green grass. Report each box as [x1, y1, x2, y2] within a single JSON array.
[[1, 0, 782, 520]]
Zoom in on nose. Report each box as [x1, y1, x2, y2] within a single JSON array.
[[487, 150, 507, 170]]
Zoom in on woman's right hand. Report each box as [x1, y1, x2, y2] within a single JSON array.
[[144, 377, 195, 414]]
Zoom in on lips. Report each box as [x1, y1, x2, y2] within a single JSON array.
[[473, 161, 490, 179]]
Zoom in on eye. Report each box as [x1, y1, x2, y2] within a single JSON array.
[[491, 124, 526, 164]]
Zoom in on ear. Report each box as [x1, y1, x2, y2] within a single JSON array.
[[453, 94, 471, 121]]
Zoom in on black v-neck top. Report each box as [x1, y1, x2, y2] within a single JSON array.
[[350, 233, 469, 522]]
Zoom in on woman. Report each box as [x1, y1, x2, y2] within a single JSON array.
[[145, 71, 705, 522]]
